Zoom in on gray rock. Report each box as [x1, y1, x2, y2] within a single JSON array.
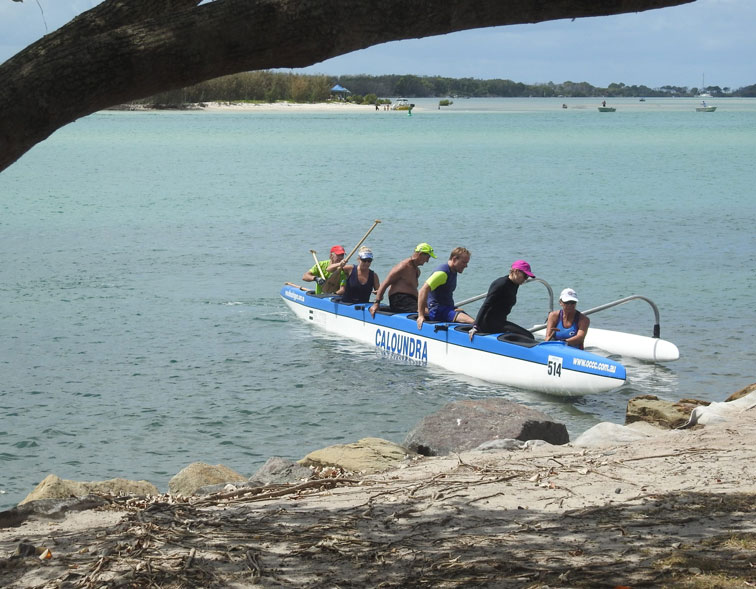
[[249, 457, 313, 485], [726, 382, 756, 402], [404, 398, 569, 456], [1, 495, 109, 529], [625, 394, 710, 429], [299, 437, 413, 474], [169, 462, 246, 497], [19, 474, 158, 505]]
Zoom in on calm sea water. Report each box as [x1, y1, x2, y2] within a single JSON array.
[[1, 97, 754, 508]]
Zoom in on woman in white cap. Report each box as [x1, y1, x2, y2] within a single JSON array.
[[545, 288, 590, 349], [328, 246, 380, 304]]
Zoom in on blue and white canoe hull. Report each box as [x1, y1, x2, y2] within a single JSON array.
[[281, 285, 626, 397]]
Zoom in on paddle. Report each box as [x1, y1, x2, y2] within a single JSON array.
[[322, 219, 382, 293], [285, 282, 307, 290], [310, 249, 327, 283]]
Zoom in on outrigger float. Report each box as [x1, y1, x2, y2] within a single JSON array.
[[281, 280, 679, 397]]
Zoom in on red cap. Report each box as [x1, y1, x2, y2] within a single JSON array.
[[330, 245, 346, 255]]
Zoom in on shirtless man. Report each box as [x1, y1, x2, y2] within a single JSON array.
[[369, 243, 436, 318]]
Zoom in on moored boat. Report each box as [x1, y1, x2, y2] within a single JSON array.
[[281, 283, 626, 397], [598, 107, 616, 112], [392, 98, 411, 110]]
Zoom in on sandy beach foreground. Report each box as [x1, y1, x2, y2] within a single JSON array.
[[2, 405, 755, 588]]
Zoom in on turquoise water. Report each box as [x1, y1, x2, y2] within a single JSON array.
[[1, 97, 754, 508]]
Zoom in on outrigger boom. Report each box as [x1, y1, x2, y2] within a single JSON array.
[[460, 280, 680, 363]]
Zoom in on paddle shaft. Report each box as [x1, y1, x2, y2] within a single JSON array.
[[310, 250, 326, 280], [322, 219, 381, 293]]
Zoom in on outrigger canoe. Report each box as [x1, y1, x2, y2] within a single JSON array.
[[281, 283, 626, 397]]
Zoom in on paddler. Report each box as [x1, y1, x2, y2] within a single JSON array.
[[544, 287, 590, 349], [303, 245, 347, 294], [470, 260, 535, 341], [370, 242, 436, 317], [416, 247, 475, 330]]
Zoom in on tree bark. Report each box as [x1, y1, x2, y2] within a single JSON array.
[[0, 0, 692, 172]]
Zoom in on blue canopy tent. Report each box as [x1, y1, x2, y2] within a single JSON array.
[[330, 84, 351, 100]]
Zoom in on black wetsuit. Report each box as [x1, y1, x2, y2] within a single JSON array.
[[474, 276, 534, 339]]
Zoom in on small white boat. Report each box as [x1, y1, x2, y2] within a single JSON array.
[[281, 283, 626, 397], [696, 105, 717, 112], [392, 98, 411, 110]]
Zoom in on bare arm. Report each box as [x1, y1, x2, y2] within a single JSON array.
[[544, 311, 559, 341], [326, 262, 350, 274], [370, 264, 401, 317], [416, 283, 431, 329], [566, 315, 590, 348]]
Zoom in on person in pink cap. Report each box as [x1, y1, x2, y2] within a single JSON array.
[[470, 260, 535, 341], [302, 245, 347, 294]]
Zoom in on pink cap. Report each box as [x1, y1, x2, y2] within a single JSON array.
[[512, 260, 534, 277], [330, 245, 345, 255]]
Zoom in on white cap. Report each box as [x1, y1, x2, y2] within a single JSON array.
[[358, 247, 373, 260], [560, 288, 579, 303]]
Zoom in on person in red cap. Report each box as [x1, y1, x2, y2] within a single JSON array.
[[470, 260, 535, 341], [303, 245, 347, 294]]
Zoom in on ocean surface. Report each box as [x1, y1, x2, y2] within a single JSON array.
[[1, 97, 754, 508]]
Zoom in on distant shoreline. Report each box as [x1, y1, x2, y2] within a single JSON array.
[[109, 101, 378, 113]]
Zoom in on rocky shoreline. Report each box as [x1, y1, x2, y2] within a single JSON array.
[[2, 385, 754, 588]]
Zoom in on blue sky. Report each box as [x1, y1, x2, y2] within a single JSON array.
[[1, 0, 753, 90]]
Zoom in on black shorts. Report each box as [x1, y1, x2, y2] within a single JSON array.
[[389, 292, 418, 313]]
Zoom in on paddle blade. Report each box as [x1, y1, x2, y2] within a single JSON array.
[[322, 271, 341, 293]]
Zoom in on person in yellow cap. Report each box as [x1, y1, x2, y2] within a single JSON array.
[[370, 243, 436, 317]]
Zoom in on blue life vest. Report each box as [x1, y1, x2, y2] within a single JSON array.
[[554, 310, 583, 347]]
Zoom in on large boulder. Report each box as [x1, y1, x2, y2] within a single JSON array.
[[404, 399, 569, 456], [169, 462, 246, 497], [299, 437, 412, 474], [726, 383, 756, 402], [625, 395, 710, 429], [2, 496, 110, 528], [19, 474, 158, 505]]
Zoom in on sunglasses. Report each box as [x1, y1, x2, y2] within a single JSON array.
[[360, 258, 373, 263], [562, 300, 577, 305]]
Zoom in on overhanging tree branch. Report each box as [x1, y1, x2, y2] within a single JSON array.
[[0, 0, 693, 172]]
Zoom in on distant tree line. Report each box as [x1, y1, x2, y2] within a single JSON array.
[[134, 72, 756, 106]]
